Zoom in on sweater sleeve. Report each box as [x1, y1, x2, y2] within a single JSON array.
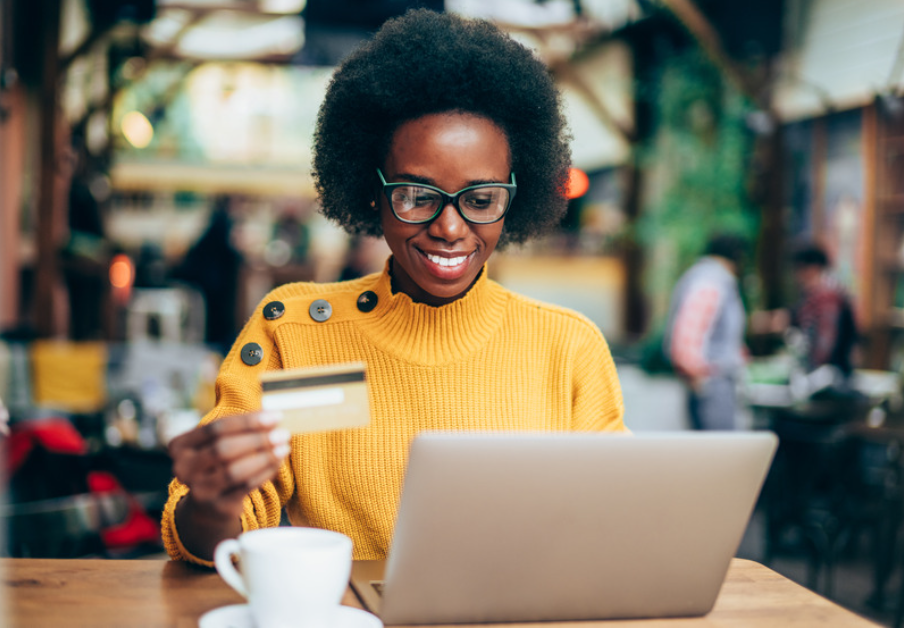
[[160, 308, 297, 566], [160, 414, 297, 566], [570, 323, 627, 433]]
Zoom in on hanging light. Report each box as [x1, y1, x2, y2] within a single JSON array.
[[109, 253, 135, 304], [566, 167, 589, 199]]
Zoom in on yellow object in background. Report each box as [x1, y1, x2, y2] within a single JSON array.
[[30, 341, 108, 413]]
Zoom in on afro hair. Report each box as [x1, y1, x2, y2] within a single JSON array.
[[311, 8, 572, 247]]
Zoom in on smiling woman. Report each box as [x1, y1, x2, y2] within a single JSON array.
[[378, 112, 510, 306], [161, 8, 627, 566]]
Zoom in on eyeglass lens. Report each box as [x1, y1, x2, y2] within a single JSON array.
[[389, 185, 510, 224]]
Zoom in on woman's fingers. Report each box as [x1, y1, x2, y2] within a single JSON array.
[[169, 410, 282, 461], [169, 410, 289, 500], [173, 410, 281, 450], [190, 442, 290, 511], [176, 431, 285, 487], [224, 445, 290, 491], [213, 428, 289, 461]]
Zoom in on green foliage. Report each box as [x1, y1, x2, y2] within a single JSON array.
[[636, 48, 760, 324]]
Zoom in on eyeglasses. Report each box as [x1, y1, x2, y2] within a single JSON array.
[[377, 168, 516, 225]]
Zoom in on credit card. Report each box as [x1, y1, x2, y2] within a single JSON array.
[[260, 362, 370, 434]]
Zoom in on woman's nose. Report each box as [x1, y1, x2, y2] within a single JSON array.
[[427, 202, 468, 241]]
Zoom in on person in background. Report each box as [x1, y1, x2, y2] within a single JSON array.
[[162, 9, 627, 566], [63, 129, 109, 340], [663, 234, 749, 430], [749, 243, 859, 391], [788, 244, 858, 379], [171, 196, 243, 354]]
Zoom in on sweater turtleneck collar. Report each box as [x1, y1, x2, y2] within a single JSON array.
[[356, 257, 509, 365]]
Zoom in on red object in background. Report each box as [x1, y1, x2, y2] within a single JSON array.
[[6, 419, 160, 552], [566, 167, 590, 199], [6, 417, 87, 475], [87, 471, 161, 550], [109, 253, 135, 305]]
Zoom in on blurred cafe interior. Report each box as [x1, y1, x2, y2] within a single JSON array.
[[2, 0, 904, 625]]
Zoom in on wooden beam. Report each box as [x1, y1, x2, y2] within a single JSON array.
[[757, 124, 785, 311], [861, 103, 878, 337], [34, 0, 66, 338], [863, 100, 894, 369], [0, 86, 25, 332], [0, 0, 20, 330]]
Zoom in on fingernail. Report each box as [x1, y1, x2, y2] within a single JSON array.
[[269, 428, 291, 446], [274, 444, 291, 458], [259, 410, 282, 425]]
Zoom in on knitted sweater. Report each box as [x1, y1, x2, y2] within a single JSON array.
[[161, 261, 626, 564]]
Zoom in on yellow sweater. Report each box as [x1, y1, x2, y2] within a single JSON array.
[[162, 262, 625, 565]]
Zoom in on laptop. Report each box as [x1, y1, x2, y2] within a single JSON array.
[[350, 430, 777, 625]]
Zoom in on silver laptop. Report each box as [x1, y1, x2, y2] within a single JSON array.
[[350, 430, 777, 625]]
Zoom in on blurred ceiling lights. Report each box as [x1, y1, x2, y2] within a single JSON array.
[[163, 11, 303, 59], [155, 0, 306, 12], [448, 0, 639, 29], [258, 0, 307, 13], [135, 0, 640, 64], [144, 0, 307, 61]]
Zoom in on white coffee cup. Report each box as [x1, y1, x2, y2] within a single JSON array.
[[214, 527, 353, 628]]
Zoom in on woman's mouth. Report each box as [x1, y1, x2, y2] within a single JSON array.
[[425, 252, 470, 267], [420, 250, 475, 278]]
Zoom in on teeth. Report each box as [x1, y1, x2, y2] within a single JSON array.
[[426, 253, 469, 267]]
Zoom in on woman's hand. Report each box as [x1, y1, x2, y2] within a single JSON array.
[[169, 410, 290, 560]]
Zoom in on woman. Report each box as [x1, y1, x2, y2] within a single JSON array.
[[163, 9, 626, 565]]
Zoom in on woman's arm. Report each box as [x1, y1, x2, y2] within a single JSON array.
[[167, 410, 289, 562], [571, 322, 626, 433]]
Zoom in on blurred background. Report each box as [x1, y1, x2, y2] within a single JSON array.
[[1, 0, 904, 625]]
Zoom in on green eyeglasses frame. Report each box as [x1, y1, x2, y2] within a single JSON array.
[[376, 168, 517, 225]]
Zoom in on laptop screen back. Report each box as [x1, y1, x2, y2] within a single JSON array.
[[370, 431, 777, 625]]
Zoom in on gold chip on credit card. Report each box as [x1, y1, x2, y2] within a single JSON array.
[[260, 362, 370, 434]]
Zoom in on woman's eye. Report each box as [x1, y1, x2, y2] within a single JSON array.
[[413, 191, 439, 206], [464, 196, 493, 210]]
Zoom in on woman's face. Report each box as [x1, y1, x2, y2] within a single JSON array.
[[379, 112, 510, 306]]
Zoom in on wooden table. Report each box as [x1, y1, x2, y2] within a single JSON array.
[[2, 557, 881, 627]]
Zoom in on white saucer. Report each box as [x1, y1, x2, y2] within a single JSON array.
[[198, 604, 383, 628], [198, 604, 251, 628]]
